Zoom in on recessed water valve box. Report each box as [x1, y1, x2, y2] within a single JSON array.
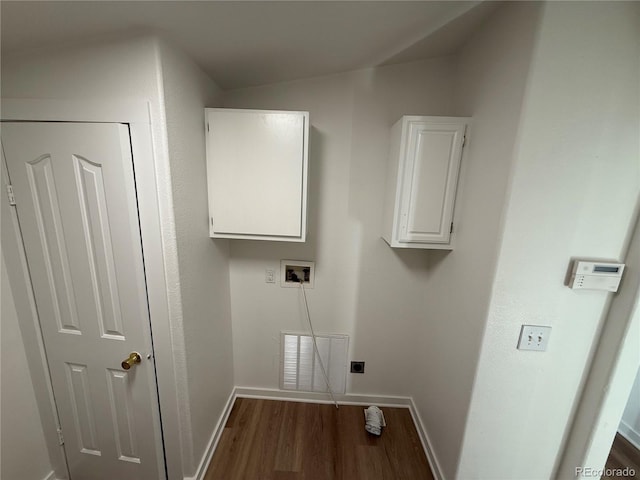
[[570, 260, 625, 292], [280, 260, 315, 288]]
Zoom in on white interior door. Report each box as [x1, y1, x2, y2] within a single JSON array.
[[2, 122, 165, 480]]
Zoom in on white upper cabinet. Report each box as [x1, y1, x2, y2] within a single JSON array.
[[382, 116, 469, 249], [205, 108, 309, 241]]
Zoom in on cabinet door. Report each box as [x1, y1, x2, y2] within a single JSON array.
[[206, 109, 308, 240], [398, 119, 466, 244]]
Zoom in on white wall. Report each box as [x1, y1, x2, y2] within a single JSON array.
[[409, 4, 543, 478], [1, 35, 229, 478], [555, 210, 639, 478], [222, 58, 455, 396], [157, 40, 234, 475], [1, 258, 53, 480], [457, 2, 640, 478], [620, 368, 640, 448]]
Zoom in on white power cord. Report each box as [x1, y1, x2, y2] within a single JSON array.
[[299, 280, 339, 409]]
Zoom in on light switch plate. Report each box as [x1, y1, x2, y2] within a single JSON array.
[[518, 325, 551, 351]]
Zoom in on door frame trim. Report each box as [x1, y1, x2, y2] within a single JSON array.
[[1, 99, 186, 479]]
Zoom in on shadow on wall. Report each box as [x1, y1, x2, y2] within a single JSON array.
[[375, 2, 499, 67], [338, 63, 455, 397]]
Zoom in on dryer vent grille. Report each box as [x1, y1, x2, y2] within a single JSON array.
[[280, 332, 348, 394]]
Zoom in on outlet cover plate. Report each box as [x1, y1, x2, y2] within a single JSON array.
[[518, 325, 551, 351], [265, 269, 276, 283]]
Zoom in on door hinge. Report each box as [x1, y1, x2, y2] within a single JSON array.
[[6, 185, 16, 206], [450, 222, 454, 234], [57, 427, 64, 445], [207, 122, 210, 133], [462, 135, 466, 148]]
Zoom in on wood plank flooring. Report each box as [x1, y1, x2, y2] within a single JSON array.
[[604, 433, 640, 479], [204, 398, 434, 480]]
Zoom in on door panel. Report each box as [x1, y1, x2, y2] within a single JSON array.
[[74, 155, 125, 340], [28, 154, 82, 335], [106, 368, 140, 463], [66, 362, 101, 455], [2, 122, 164, 480], [408, 130, 453, 234], [399, 120, 465, 244]]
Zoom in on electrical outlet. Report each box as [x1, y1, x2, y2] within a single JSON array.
[[265, 269, 275, 283], [517, 325, 552, 351], [350, 361, 365, 374], [280, 260, 315, 288]]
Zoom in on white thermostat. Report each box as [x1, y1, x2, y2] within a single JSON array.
[[570, 260, 625, 292]]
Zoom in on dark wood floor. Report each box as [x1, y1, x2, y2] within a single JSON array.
[[604, 433, 640, 479], [204, 398, 434, 480]]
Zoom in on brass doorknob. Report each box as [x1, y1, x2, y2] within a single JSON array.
[[121, 352, 141, 370]]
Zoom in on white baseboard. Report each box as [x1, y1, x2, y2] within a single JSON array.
[[234, 386, 412, 407], [184, 388, 237, 480], [408, 398, 444, 480], [41, 471, 59, 480], [619, 421, 640, 450], [186, 386, 443, 480]]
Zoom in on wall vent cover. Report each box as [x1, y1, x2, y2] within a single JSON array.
[[280, 332, 348, 394]]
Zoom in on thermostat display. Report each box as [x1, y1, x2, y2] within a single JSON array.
[[570, 260, 625, 292], [593, 265, 620, 273]]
